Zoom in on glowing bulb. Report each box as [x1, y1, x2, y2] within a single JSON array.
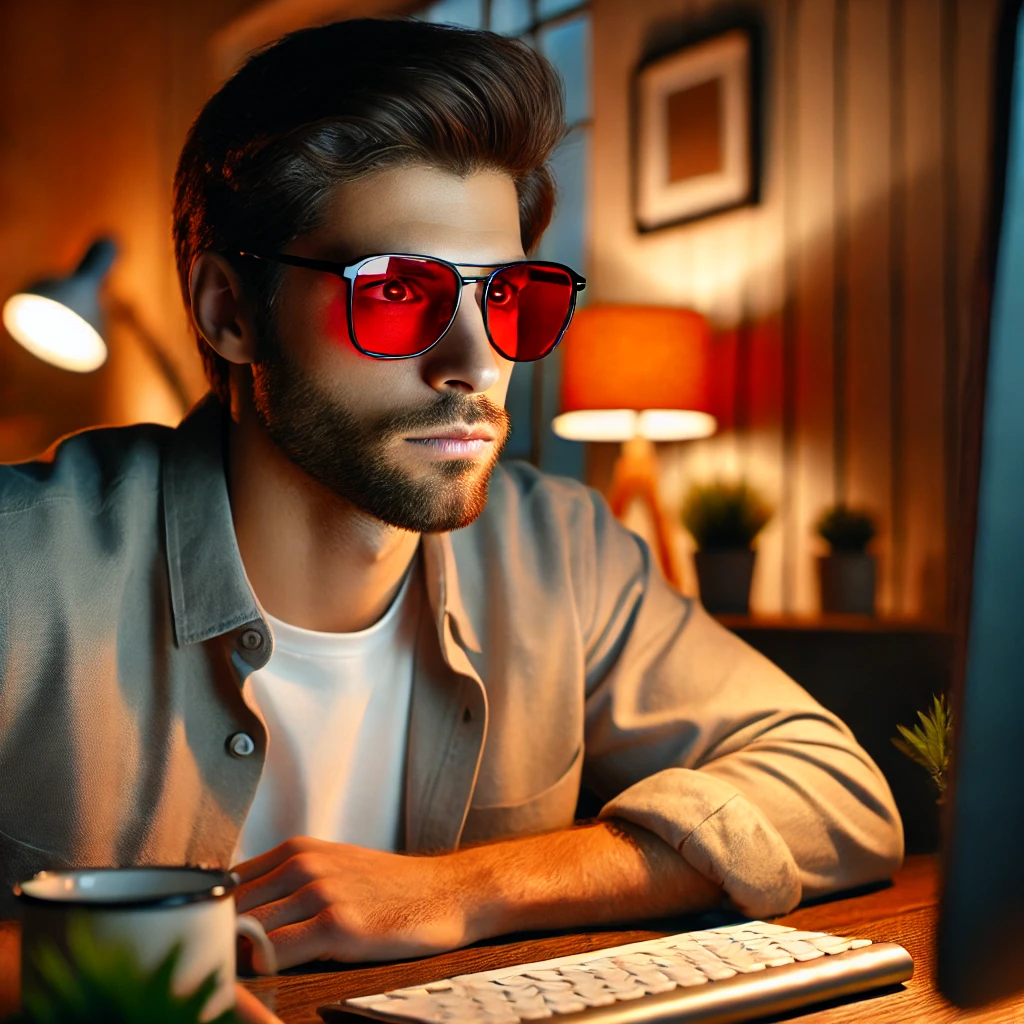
[[2, 293, 107, 372], [552, 408, 717, 443]]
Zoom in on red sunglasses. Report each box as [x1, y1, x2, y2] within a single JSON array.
[[238, 251, 587, 362]]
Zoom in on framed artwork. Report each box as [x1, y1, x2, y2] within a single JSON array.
[[634, 27, 759, 232]]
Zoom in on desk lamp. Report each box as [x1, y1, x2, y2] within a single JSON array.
[[552, 304, 716, 587], [3, 237, 190, 411]]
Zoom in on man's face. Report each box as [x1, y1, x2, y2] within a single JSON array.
[[249, 164, 522, 533]]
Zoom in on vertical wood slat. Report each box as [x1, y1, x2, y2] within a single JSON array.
[[745, 0, 789, 614], [831, 0, 850, 507], [780, 0, 801, 613], [889, 0, 908, 614], [941, 0, 959, 624], [845, 0, 894, 612], [902, 0, 947, 621], [792, 0, 836, 614]]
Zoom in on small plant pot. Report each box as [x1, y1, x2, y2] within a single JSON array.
[[818, 552, 876, 615], [693, 549, 756, 614]]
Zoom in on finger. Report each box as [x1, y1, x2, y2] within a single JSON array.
[[231, 836, 322, 884], [265, 913, 348, 970], [234, 983, 284, 1024], [240, 882, 328, 935], [235, 851, 327, 913]]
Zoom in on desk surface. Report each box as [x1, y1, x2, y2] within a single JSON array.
[[242, 855, 1024, 1024]]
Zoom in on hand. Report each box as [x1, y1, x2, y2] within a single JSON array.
[[232, 837, 473, 970], [234, 983, 284, 1023]]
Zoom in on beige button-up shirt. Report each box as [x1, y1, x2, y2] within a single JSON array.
[[0, 395, 903, 919]]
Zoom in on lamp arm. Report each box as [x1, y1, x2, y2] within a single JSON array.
[[106, 297, 192, 414]]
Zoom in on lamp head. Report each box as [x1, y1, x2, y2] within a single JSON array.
[[552, 304, 718, 443], [3, 238, 116, 372]]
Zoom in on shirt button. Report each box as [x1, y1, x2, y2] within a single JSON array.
[[227, 732, 255, 758], [240, 629, 264, 651]]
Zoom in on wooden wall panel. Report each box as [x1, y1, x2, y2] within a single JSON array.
[[901, 0, 948, 622], [790, 0, 837, 615], [590, 0, 1001, 621], [741, 0, 788, 616]]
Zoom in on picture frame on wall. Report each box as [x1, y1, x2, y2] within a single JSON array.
[[634, 27, 759, 232]]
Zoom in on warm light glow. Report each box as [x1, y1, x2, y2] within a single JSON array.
[[2, 293, 107, 372], [552, 408, 717, 443]]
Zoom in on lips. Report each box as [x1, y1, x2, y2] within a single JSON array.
[[405, 425, 496, 443]]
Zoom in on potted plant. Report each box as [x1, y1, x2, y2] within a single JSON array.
[[16, 919, 239, 1023], [681, 481, 772, 614], [815, 504, 878, 614]]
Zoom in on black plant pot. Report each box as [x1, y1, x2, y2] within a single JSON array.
[[693, 549, 756, 615], [818, 552, 876, 615]]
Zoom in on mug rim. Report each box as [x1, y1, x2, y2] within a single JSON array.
[[14, 866, 237, 911]]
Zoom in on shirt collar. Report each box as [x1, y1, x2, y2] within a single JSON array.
[[162, 392, 483, 660], [163, 393, 262, 647]]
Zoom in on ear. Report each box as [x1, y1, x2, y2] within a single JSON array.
[[189, 252, 259, 365]]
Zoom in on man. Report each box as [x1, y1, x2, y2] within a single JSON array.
[[0, 14, 902, 1009]]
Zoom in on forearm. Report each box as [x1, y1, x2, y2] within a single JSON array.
[[451, 818, 722, 943]]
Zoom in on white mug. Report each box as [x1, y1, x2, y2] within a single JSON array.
[[15, 866, 276, 1021]]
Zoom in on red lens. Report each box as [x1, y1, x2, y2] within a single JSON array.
[[485, 264, 575, 361], [351, 256, 459, 356]]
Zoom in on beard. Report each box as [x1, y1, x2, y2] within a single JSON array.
[[249, 328, 511, 534]]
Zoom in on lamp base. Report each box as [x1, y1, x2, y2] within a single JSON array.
[[606, 436, 680, 588]]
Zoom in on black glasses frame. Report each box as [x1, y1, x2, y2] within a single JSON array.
[[237, 251, 587, 362]]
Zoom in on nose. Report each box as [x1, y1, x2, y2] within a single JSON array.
[[420, 280, 502, 395]]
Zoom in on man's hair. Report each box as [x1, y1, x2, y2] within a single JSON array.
[[172, 18, 566, 403]]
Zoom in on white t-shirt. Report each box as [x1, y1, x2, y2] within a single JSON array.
[[232, 567, 421, 864]]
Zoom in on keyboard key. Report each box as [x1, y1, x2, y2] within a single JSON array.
[[661, 964, 709, 987], [776, 940, 827, 961]]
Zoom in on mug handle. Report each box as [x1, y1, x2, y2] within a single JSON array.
[[236, 914, 278, 976]]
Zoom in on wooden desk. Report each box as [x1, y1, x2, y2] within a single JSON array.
[[242, 855, 1024, 1024]]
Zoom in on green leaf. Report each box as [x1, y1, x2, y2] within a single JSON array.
[[892, 694, 953, 795]]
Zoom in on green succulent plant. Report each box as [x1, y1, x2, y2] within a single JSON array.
[[16, 916, 239, 1024], [892, 693, 953, 797], [816, 504, 877, 553], [681, 481, 773, 551]]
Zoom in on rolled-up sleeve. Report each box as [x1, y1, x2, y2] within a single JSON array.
[[579, 492, 904, 918]]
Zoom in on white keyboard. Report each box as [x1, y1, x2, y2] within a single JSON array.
[[319, 921, 913, 1024]]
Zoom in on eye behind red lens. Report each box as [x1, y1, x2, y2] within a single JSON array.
[[351, 256, 460, 357], [486, 264, 575, 361]]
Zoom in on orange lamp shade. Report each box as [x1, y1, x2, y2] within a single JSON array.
[[553, 304, 716, 442]]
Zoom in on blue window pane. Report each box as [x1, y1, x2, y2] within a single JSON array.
[[534, 128, 589, 479], [501, 363, 535, 461], [537, 0, 586, 17], [539, 17, 591, 126], [420, 0, 483, 28], [490, 0, 532, 35], [536, 128, 588, 271]]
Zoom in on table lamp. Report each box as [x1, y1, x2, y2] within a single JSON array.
[[3, 239, 115, 373], [2, 237, 190, 411], [552, 304, 716, 587]]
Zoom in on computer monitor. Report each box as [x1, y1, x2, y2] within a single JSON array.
[[938, 0, 1024, 1007]]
